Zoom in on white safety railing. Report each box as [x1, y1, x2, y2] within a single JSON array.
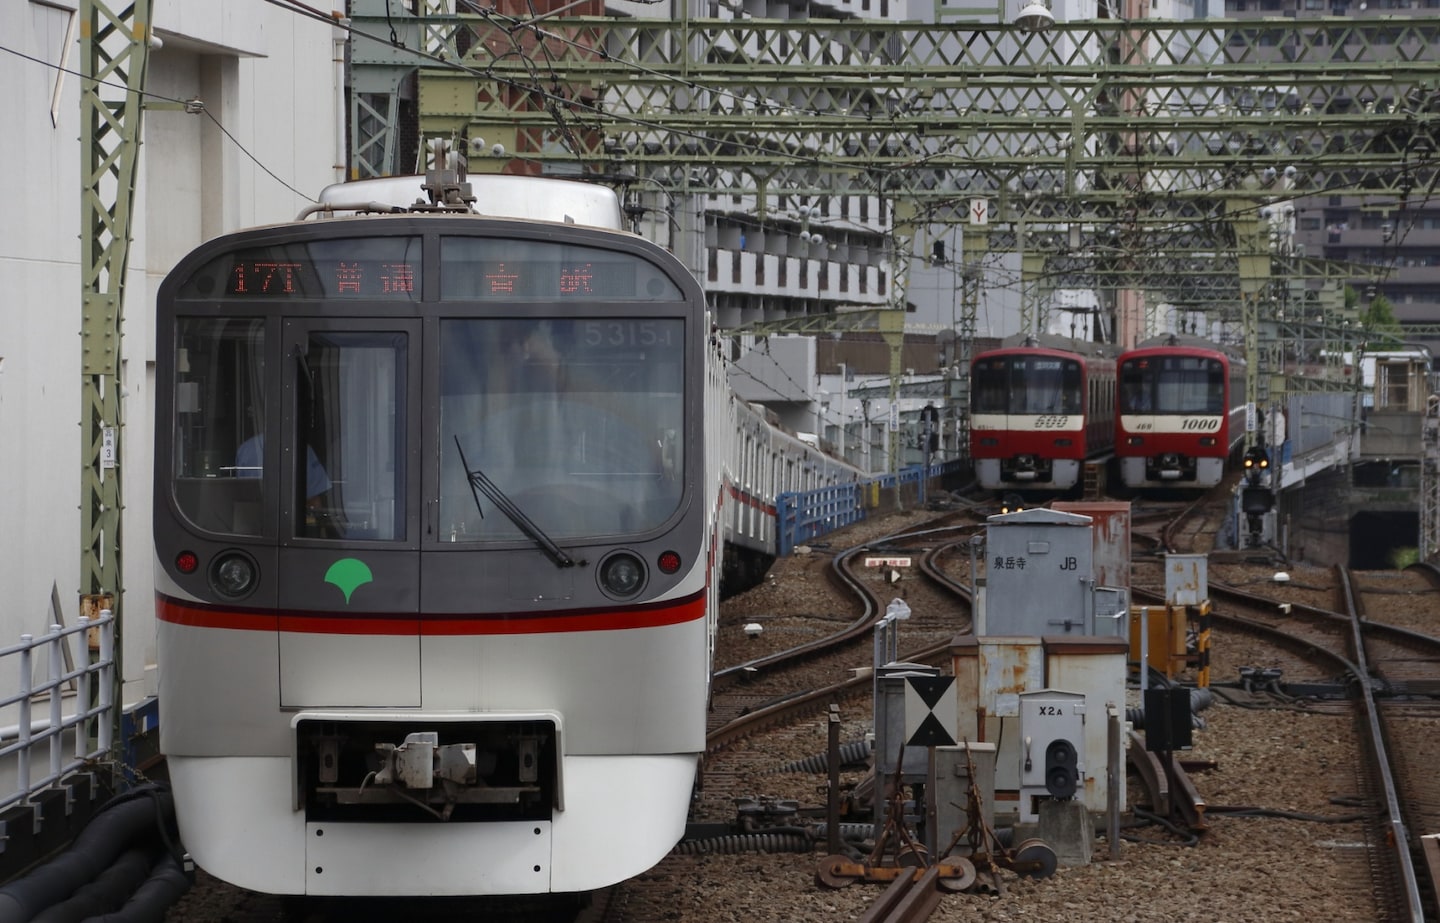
[[0, 611, 115, 816]]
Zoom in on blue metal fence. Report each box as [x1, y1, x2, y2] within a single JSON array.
[[777, 483, 866, 555], [776, 460, 961, 555]]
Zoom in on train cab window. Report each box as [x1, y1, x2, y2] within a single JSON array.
[[437, 317, 685, 541], [1024, 359, 1083, 414], [973, 355, 1081, 414], [1158, 357, 1224, 413], [170, 318, 268, 535], [294, 331, 408, 541], [1120, 361, 1156, 413], [971, 358, 1011, 413]]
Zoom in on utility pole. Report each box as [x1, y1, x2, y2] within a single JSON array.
[[884, 198, 915, 508], [80, 0, 153, 750]]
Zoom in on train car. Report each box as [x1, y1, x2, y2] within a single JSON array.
[[719, 395, 866, 592], [153, 171, 721, 898], [1115, 335, 1247, 490], [969, 334, 1118, 491]]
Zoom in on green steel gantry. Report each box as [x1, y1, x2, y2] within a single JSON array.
[[347, 4, 1440, 337], [342, 1, 1440, 530], [387, 6, 1433, 384], [80, 0, 151, 746]]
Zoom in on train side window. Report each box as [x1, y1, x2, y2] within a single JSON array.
[[171, 317, 268, 536]]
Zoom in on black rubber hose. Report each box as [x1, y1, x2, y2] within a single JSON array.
[[76, 852, 192, 923], [29, 847, 156, 923], [0, 787, 178, 923], [772, 740, 873, 774], [672, 832, 814, 855]]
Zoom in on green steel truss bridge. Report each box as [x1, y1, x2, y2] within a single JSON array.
[[347, 4, 1440, 309]]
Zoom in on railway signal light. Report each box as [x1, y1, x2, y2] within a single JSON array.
[[1242, 446, 1270, 485]]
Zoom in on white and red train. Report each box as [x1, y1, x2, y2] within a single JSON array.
[[969, 334, 1118, 492], [152, 172, 862, 900], [1115, 335, 1247, 490], [969, 333, 1247, 494]]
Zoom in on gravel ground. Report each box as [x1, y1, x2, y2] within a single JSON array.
[[623, 503, 1396, 923]]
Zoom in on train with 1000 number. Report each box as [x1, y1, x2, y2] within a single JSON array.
[[1115, 334, 1247, 490]]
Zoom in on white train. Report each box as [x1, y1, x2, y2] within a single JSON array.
[[153, 170, 864, 899]]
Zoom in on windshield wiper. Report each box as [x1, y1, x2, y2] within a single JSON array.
[[453, 436, 580, 569]]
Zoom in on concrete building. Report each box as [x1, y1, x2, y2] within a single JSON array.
[[2, 1, 342, 709]]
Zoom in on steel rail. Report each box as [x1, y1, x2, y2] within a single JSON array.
[[1337, 566, 1426, 923], [1162, 570, 1427, 921]]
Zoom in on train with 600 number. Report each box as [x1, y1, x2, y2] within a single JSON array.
[[1115, 334, 1247, 490], [969, 334, 1118, 492], [154, 171, 734, 899]]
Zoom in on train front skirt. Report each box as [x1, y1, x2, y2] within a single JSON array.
[[166, 748, 697, 896]]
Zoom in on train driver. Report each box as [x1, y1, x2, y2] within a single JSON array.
[[234, 434, 333, 509]]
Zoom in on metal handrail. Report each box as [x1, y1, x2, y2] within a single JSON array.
[[0, 612, 115, 816]]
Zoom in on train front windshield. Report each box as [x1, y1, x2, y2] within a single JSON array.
[[162, 226, 690, 545], [973, 355, 1083, 414], [1120, 356, 1225, 414], [439, 318, 683, 540]]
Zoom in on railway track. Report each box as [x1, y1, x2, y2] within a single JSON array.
[[1175, 565, 1440, 922], [691, 514, 994, 923]]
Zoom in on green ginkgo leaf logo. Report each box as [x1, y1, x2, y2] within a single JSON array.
[[324, 558, 374, 604]]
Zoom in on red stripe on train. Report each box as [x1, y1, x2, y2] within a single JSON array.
[[725, 483, 776, 516], [156, 592, 707, 636]]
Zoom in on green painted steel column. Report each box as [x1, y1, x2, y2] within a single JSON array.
[[81, 0, 152, 754]]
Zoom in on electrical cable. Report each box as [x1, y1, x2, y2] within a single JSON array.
[[0, 42, 316, 203]]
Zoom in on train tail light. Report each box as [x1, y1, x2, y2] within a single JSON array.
[[657, 550, 682, 575]]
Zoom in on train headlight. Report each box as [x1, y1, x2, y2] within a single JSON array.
[[209, 552, 258, 599], [599, 552, 646, 599]]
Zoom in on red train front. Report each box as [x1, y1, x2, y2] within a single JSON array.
[[1115, 335, 1247, 490], [969, 336, 1116, 492]]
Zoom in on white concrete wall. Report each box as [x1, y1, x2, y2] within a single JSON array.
[[1, 0, 341, 717]]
